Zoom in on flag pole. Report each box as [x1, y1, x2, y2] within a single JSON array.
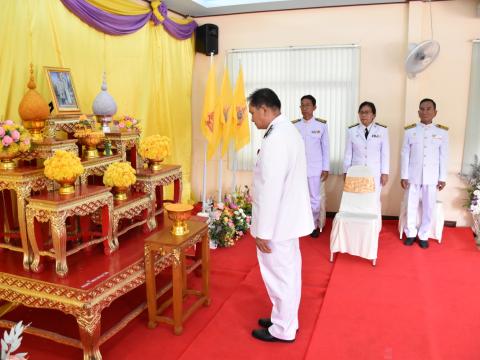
[[197, 53, 215, 217], [232, 147, 237, 192]]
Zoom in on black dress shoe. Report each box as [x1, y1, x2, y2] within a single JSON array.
[[258, 318, 273, 328], [404, 237, 416, 246], [251, 328, 294, 343], [310, 228, 320, 238], [418, 240, 429, 249]]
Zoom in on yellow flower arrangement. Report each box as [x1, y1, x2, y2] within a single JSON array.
[[103, 162, 136, 188], [44, 150, 84, 181], [73, 119, 105, 140], [138, 135, 171, 161]]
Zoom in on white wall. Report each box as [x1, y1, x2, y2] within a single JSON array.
[[191, 0, 480, 226]]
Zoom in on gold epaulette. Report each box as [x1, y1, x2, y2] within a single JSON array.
[[404, 123, 416, 130], [315, 118, 327, 124], [348, 123, 359, 128], [376, 122, 387, 128], [292, 119, 301, 124], [436, 124, 449, 131]]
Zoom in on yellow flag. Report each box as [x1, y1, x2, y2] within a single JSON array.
[[232, 66, 250, 151], [200, 63, 220, 159], [219, 67, 233, 157]]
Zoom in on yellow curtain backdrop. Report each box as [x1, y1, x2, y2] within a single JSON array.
[[0, 0, 194, 201]]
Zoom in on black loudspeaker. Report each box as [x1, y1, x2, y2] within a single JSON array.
[[195, 24, 218, 55]]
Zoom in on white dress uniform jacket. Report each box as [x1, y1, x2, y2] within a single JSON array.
[[343, 122, 390, 191], [251, 114, 314, 241], [400, 122, 449, 241], [251, 113, 313, 341], [293, 117, 330, 177], [401, 122, 449, 185]]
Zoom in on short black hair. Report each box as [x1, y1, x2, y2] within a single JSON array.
[[248, 88, 281, 110], [419, 98, 436, 110], [358, 101, 376, 115], [301, 95, 316, 106]]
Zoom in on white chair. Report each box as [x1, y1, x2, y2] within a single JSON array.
[[398, 198, 444, 243], [319, 181, 326, 232], [330, 166, 380, 266]]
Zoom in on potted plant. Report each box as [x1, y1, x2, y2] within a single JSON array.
[[103, 162, 137, 200], [466, 155, 480, 245], [43, 150, 84, 195]]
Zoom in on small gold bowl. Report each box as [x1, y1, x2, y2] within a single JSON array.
[[164, 203, 194, 236]]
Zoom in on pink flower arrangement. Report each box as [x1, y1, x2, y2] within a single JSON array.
[[0, 120, 31, 155]]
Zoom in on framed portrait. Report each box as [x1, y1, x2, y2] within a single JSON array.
[[44, 67, 81, 114]]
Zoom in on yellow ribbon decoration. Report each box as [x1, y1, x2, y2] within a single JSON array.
[[344, 176, 375, 193], [151, 0, 164, 22]]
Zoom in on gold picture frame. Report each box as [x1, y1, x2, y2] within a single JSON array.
[[44, 67, 81, 114]]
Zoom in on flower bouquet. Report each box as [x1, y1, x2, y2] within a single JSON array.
[[113, 115, 140, 132], [465, 155, 480, 243], [74, 120, 105, 158], [44, 150, 84, 195], [208, 186, 252, 248], [138, 135, 171, 171], [0, 120, 31, 170], [103, 162, 137, 200]]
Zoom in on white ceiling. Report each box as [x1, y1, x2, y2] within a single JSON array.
[[162, 0, 408, 17]]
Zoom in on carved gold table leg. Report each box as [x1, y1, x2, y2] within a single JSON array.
[[17, 190, 32, 270], [77, 311, 102, 360], [144, 244, 158, 329], [51, 213, 68, 277], [26, 207, 42, 273], [172, 251, 183, 335], [202, 233, 211, 306], [146, 184, 157, 231]]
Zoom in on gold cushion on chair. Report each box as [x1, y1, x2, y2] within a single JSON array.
[[344, 176, 375, 193]]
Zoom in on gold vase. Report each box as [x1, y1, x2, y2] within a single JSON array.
[[164, 203, 194, 236], [57, 178, 76, 195], [23, 119, 45, 143], [81, 133, 104, 159], [149, 158, 163, 171], [0, 151, 19, 170], [112, 186, 128, 201]]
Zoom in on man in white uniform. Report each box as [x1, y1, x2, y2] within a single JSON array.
[[401, 98, 449, 249], [343, 101, 390, 203], [249, 88, 314, 343], [293, 95, 330, 237]]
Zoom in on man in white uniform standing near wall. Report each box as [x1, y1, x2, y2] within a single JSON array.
[[401, 98, 449, 249], [292, 95, 330, 237], [249, 88, 314, 343]]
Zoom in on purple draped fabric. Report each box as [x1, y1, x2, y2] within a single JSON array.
[[60, 0, 197, 38]]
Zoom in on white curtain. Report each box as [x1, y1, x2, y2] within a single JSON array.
[[462, 41, 480, 175], [227, 45, 360, 174]]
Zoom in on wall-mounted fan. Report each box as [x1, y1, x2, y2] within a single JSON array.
[[405, 0, 440, 78]]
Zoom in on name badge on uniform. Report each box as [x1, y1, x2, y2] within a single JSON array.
[[371, 134, 380, 138], [311, 130, 320, 134], [432, 134, 442, 139]]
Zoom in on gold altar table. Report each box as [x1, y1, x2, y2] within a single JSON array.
[[0, 165, 51, 270], [26, 185, 113, 277], [18, 138, 79, 163], [80, 154, 122, 185], [105, 131, 140, 169], [133, 164, 182, 230], [112, 191, 151, 249], [145, 218, 210, 335]]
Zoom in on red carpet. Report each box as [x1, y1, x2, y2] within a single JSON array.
[[8, 221, 480, 359]]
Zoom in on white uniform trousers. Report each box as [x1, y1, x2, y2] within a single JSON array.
[[405, 184, 437, 241], [257, 238, 302, 341], [307, 177, 322, 229], [374, 177, 382, 230]]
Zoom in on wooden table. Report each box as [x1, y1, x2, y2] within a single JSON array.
[[26, 185, 113, 276], [105, 131, 140, 168], [112, 191, 151, 249], [80, 154, 122, 185], [0, 165, 51, 270], [144, 218, 210, 335], [133, 165, 182, 230]]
